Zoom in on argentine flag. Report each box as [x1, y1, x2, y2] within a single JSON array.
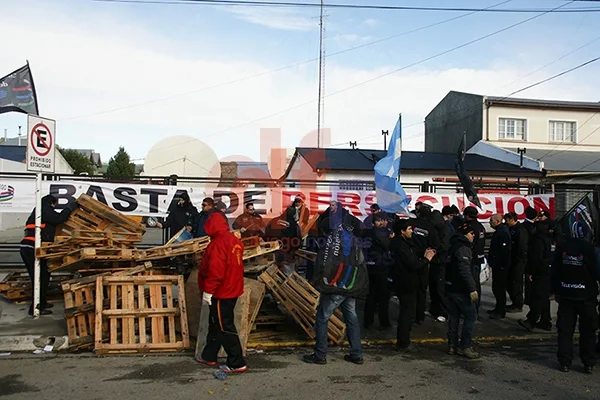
[[374, 115, 411, 215]]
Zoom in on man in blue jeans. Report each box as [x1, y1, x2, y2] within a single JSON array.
[[303, 201, 367, 365], [445, 222, 480, 359]]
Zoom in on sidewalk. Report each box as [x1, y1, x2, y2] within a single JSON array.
[[0, 282, 557, 353]]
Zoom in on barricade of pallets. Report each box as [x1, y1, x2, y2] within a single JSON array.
[[259, 264, 346, 344]]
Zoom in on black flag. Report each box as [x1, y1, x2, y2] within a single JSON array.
[[0, 63, 39, 115], [455, 135, 482, 209]]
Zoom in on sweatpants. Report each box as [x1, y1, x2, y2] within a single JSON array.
[[201, 298, 246, 369]]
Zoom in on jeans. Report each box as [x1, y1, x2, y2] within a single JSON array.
[[447, 293, 477, 350], [315, 294, 362, 359]]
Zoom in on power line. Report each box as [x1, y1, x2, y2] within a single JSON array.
[[92, 0, 600, 13], [61, 0, 513, 122]]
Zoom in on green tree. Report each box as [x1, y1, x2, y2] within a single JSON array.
[[105, 147, 136, 179], [57, 146, 96, 175]]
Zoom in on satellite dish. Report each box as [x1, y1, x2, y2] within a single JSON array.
[[143, 135, 221, 178]]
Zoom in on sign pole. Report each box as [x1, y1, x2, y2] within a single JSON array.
[[33, 172, 42, 318]]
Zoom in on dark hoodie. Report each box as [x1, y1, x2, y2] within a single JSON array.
[[21, 195, 76, 247], [528, 220, 553, 277], [361, 223, 392, 274], [446, 233, 477, 295], [163, 192, 198, 238], [318, 202, 362, 236]]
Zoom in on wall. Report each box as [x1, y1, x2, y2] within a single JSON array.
[[485, 105, 600, 151], [424, 91, 484, 154]]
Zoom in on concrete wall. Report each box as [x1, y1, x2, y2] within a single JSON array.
[[485, 105, 600, 152], [424, 91, 485, 154]]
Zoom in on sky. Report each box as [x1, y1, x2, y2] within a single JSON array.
[[1, 0, 599, 167]]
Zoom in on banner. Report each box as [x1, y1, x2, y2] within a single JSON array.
[[0, 179, 554, 222], [0, 64, 39, 115]]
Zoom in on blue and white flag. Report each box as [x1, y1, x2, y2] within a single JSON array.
[[374, 115, 411, 215]]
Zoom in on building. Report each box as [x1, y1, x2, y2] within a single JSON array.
[[281, 147, 543, 193], [74, 149, 102, 169], [424, 91, 600, 177], [0, 144, 74, 174]]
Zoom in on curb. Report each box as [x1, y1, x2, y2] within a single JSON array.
[[0, 335, 69, 352], [246, 333, 557, 350]]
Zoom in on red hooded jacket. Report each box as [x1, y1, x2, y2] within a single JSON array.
[[198, 212, 245, 299]]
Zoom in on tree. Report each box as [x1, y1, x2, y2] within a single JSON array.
[[105, 147, 136, 179], [57, 146, 96, 175]]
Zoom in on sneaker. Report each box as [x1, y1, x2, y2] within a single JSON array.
[[489, 312, 505, 320], [344, 355, 364, 365], [28, 307, 52, 316], [378, 324, 392, 331], [43, 302, 54, 309], [219, 365, 248, 373], [195, 356, 217, 367], [506, 306, 523, 313], [448, 347, 457, 355], [302, 353, 327, 365], [584, 365, 595, 374], [394, 344, 418, 353], [559, 364, 570, 373], [436, 316, 447, 323], [518, 319, 535, 332], [457, 348, 480, 359]]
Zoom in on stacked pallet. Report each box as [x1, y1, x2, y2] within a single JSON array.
[[259, 264, 346, 344], [0, 270, 74, 302]]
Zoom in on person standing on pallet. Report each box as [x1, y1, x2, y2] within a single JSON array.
[[303, 201, 367, 365], [20, 194, 77, 316], [195, 212, 248, 373]]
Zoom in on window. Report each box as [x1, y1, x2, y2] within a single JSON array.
[[498, 118, 526, 140], [338, 180, 374, 191], [549, 121, 576, 143]]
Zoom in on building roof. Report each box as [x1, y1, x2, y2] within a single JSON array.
[[0, 136, 27, 146], [292, 147, 542, 175], [0, 145, 26, 163], [503, 148, 600, 173], [75, 149, 102, 167], [485, 96, 600, 111]]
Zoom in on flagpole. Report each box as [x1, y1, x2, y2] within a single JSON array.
[[397, 113, 402, 183], [26, 60, 40, 116]]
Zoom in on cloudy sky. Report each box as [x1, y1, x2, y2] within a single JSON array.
[[1, 0, 599, 165]]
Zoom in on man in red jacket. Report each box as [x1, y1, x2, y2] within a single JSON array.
[[196, 212, 247, 373]]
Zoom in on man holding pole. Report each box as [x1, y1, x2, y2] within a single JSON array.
[[20, 194, 76, 316]]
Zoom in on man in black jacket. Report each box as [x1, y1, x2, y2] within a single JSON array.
[[552, 221, 600, 374], [446, 223, 480, 359], [504, 212, 528, 312], [411, 205, 440, 324], [523, 207, 538, 307], [428, 207, 452, 322], [390, 219, 435, 352], [463, 206, 485, 317], [157, 192, 198, 239], [519, 220, 554, 332], [487, 214, 512, 319], [20, 194, 77, 316], [361, 214, 392, 329]]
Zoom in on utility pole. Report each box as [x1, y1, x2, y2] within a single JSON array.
[[316, 0, 326, 148], [382, 130, 389, 151], [18, 125, 22, 146], [517, 147, 527, 168], [350, 141, 357, 149]]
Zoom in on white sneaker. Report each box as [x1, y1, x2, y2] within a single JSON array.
[[436, 316, 447, 323]]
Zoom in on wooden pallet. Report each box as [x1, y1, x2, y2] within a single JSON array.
[[57, 194, 146, 237], [136, 237, 210, 261], [0, 271, 73, 302], [94, 275, 190, 354], [295, 249, 317, 263], [61, 264, 151, 351], [243, 241, 281, 261], [49, 248, 138, 272], [259, 265, 346, 344], [244, 253, 276, 274]]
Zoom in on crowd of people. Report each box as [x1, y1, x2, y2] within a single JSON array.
[[21, 192, 599, 375]]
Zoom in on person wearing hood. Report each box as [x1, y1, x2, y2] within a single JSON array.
[[504, 212, 529, 313], [518, 219, 554, 332], [361, 203, 392, 230], [304, 201, 366, 365], [20, 194, 77, 316], [361, 213, 392, 329], [487, 214, 512, 319], [427, 205, 452, 322], [196, 212, 247, 373], [156, 192, 198, 239], [551, 221, 600, 374], [463, 206, 485, 318], [446, 222, 480, 359], [523, 206, 538, 307]]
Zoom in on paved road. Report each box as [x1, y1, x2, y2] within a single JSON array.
[[0, 343, 598, 400]]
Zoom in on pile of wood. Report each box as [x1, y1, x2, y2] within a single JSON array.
[[259, 264, 346, 344], [0, 270, 74, 302]]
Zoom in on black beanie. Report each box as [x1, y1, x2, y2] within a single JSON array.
[[525, 207, 538, 220]]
